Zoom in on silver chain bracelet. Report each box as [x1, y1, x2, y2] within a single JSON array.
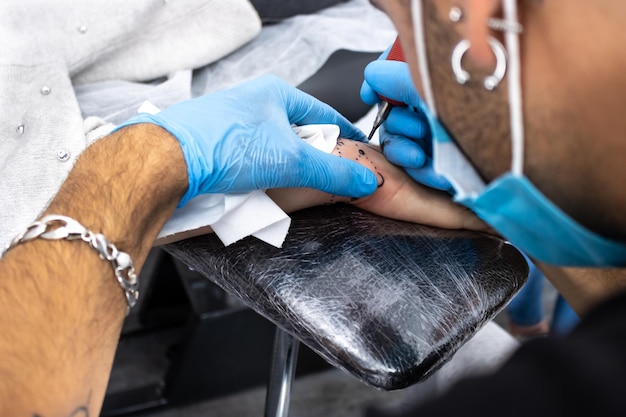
[[2, 215, 139, 314]]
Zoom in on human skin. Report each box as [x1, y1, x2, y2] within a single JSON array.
[[369, 0, 626, 314], [267, 138, 487, 231], [0, 125, 186, 416]]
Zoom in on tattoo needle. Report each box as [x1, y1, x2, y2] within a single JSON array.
[[366, 37, 408, 142], [367, 101, 392, 141]]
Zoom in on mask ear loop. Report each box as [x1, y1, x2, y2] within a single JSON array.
[[502, 0, 524, 177], [411, 0, 438, 117]]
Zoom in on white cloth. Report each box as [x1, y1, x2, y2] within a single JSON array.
[[74, 0, 397, 127], [0, 0, 261, 249], [191, 0, 398, 96]]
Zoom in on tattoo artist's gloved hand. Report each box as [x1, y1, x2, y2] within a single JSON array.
[[116, 75, 378, 207], [360, 59, 452, 191]]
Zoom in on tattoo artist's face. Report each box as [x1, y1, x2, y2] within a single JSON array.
[[372, 0, 626, 240], [370, 0, 511, 181]]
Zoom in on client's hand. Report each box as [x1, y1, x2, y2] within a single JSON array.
[[267, 139, 489, 233]]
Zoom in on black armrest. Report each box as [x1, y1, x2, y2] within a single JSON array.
[[164, 204, 527, 389]]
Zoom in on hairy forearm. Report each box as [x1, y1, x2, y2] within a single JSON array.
[[0, 124, 186, 416]]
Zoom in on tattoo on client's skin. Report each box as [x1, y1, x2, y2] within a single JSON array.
[[33, 407, 89, 417], [32, 392, 91, 417], [326, 139, 385, 205]]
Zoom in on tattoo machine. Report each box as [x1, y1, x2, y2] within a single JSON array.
[[367, 36, 408, 141]]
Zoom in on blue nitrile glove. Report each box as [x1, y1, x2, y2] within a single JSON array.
[[116, 75, 378, 207], [360, 59, 452, 191]]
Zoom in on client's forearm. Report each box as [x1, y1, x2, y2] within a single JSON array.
[[0, 124, 186, 416], [268, 139, 489, 232]]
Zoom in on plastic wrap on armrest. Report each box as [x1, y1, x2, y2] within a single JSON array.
[[163, 204, 528, 390]]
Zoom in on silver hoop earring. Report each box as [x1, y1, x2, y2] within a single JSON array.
[[451, 36, 507, 91]]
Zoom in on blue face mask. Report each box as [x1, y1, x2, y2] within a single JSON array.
[[411, 0, 626, 267]]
